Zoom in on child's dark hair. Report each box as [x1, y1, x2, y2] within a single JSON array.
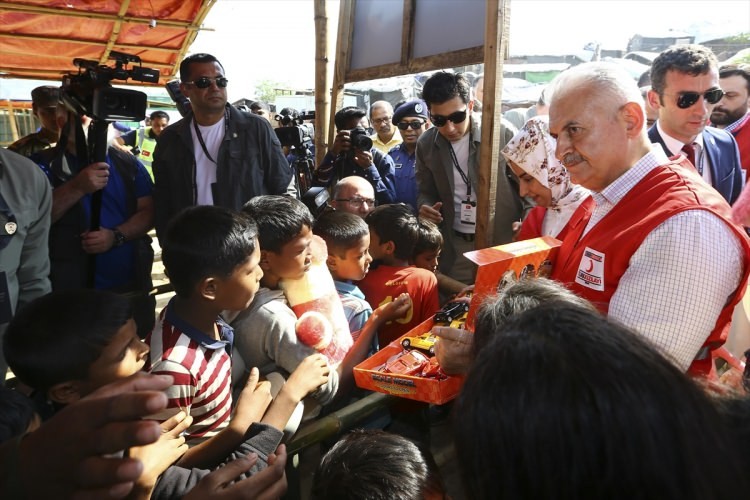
[[3, 290, 132, 393], [313, 210, 369, 258], [242, 195, 313, 254], [311, 429, 446, 500], [162, 205, 258, 298], [456, 303, 747, 499], [413, 218, 443, 259], [0, 387, 36, 444], [365, 203, 419, 261]]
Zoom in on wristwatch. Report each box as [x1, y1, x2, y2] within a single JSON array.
[[112, 228, 126, 247]]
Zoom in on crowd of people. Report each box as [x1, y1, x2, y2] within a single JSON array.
[[1, 44, 750, 498]]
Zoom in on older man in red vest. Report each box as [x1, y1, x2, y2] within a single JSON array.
[[548, 62, 750, 377]]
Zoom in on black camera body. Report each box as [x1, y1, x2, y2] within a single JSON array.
[[274, 110, 316, 150], [275, 123, 314, 149], [61, 51, 159, 122], [348, 126, 373, 152]]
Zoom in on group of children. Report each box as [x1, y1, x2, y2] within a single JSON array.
[[0, 196, 453, 498]]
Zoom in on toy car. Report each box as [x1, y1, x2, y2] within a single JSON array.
[[382, 349, 430, 376], [434, 299, 470, 324], [401, 332, 437, 355]]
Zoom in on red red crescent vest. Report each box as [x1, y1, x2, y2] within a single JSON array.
[[517, 196, 595, 242], [551, 158, 750, 376]]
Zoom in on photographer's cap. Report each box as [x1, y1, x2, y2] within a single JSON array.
[[392, 99, 428, 125], [31, 86, 60, 108]]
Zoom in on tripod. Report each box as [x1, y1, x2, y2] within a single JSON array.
[[290, 140, 315, 195]]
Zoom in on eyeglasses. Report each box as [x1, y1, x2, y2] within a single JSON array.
[[335, 196, 376, 208], [429, 109, 467, 127], [397, 120, 425, 130], [183, 76, 229, 89], [666, 88, 724, 109], [373, 116, 392, 125]]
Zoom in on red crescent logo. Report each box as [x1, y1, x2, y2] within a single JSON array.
[[585, 259, 594, 273]]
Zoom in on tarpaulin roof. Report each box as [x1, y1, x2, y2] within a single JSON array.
[[0, 0, 218, 86]]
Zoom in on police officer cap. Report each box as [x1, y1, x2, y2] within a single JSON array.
[[392, 99, 428, 125], [31, 86, 60, 108]]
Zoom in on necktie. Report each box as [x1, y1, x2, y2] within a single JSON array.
[[682, 143, 696, 170]]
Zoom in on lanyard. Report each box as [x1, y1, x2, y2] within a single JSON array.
[[448, 140, 471, 197], [192, 107, 230, 164]]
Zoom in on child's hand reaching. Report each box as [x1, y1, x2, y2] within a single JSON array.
[[261, 354, 330, 432], [377, 293, 412, 323], [231, 367, 274, 432], [283, 353, 330, 403], [128, 411, 192, 497]]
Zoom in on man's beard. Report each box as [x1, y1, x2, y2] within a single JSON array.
[[711, 106, 747, 126]]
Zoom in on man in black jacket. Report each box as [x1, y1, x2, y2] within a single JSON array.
[[152, 53, 292, 240]]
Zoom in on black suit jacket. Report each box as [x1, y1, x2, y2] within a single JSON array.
[[648, 124, 743, 204]]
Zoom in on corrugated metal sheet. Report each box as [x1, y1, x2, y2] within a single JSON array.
[[0, 0, 218, 85]]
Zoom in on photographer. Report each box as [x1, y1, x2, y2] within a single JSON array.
[[30, 103, 156, 337], [313, 106, 396, 205]]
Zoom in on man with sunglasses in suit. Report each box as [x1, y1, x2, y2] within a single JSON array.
[[647, 44, 743, 204], [388, 99, 428, 210], [416, 71, 524, 284], [152, 53, 291, 241]]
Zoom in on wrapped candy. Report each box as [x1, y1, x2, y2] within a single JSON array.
[[279, 235, 353, 367]]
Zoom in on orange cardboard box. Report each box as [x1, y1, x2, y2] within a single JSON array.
[[353, 236, 561, 404], [353, 316, 463, 405], [463, 236, 562, 329]]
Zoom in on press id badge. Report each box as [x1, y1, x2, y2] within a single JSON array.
[[460, 199, 476, 225]]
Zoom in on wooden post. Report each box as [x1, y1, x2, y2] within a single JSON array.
[[328, 0, 355, 154], [313, 0, 331, 167], [476, 0, 509, 249]]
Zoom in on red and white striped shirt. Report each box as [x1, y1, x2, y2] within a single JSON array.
[[146, 298, 234, 441]]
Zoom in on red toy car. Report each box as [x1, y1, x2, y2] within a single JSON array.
[[382, 349, 430, 376]]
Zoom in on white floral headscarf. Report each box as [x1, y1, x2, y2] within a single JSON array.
[[501, 115, 589, 236]]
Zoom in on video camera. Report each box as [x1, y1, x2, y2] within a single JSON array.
[[274, 110, 316, 149], [61, 51, 159, 122]]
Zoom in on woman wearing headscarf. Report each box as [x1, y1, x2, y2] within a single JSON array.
[[501, 116, 593, 241]]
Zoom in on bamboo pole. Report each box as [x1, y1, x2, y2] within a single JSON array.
[[328, 0, 355, 151], [313, 0, 330, 167], [286, 392, 396, 455], [476, 0, 509, 248]]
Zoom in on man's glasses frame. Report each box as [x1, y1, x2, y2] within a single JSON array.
[[429, 109, 468, 127], [334, 196, 376, 208], [396, 120, 425, 130], [183, 76, 229, 89], [664, 88, 724, 109]]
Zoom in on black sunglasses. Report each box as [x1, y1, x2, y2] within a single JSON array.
[[397, 120, 425, 130], [184, 76, 229, 89], [429, 109, 467, 127], [670, 88, 724, 109]]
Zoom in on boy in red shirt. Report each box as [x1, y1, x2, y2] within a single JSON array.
[[358, 204, 439, 346]]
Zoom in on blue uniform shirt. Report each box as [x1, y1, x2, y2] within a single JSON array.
[[388, 143, 418, 210], [33, 151, 153, 290]]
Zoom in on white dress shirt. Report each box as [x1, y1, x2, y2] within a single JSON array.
[[585, 145, 744, 370]]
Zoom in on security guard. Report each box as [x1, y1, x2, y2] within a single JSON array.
[[388, 99, 428, 210], [116, 110, 170, 179]]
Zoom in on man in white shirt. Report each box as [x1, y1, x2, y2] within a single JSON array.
[[646, 44, 743, 204], [548, 61, 750, 376], [416, 71, 524, 284], [152, 53, 291, 240]]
